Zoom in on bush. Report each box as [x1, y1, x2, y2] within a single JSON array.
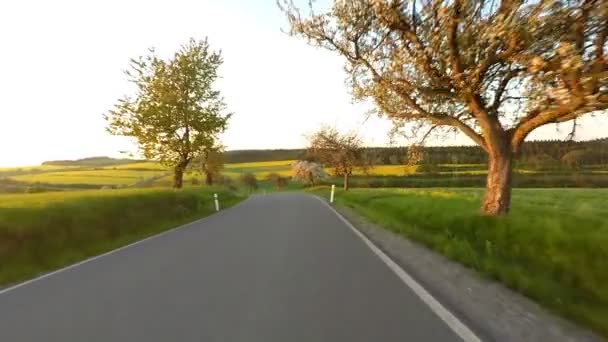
[[292, 160, 327, 186], [24, 186, 48, 194], [266, 172, 288, 190], [239, 173, 258, 190]]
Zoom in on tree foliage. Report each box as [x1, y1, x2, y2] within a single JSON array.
[[292, 160, 328, 186], [104, 38, 231, 188], [239, 172, 258, 191], [280, 0, 608, 215], [266, 172, 289, 189], [306, 127, 371, 190], [195, 146, 225, 185]]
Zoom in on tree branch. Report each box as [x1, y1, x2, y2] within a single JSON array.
[[489, 68, 523, 113], [447, 0, 464, 80], [510, 97, 586, 153], [436, 115, 489, 152]]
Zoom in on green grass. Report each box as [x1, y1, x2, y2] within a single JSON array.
[[101, 162, 165, 171], [0, 186, 245, 286], [4, 159, 606, 191], [223, 160, 295, 176], [0, 165, 80, 172], [309, 187, 608, 337], [9, 169, 167, 186]]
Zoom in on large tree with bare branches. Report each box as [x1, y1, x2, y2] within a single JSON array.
[[280, 0, 608, 215]]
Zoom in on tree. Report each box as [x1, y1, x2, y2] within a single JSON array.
[[240, 173, 258, 191], [104, 38, 231, 189], [280, 0, 608, 215], [266, 172, 289, 190], [561, 149, 588, 170], [198, 146, 225, 185], [418, 151, 440, 174], [306, 127, 370, 190], [292, 160, 328, 186]]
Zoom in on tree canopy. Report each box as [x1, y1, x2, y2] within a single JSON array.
[[292, 160, 328, 186], [104, 38, 231, 188], [306, 127, 370, 190], [281, 0, 608, 215], [195, 146, 225, 185]]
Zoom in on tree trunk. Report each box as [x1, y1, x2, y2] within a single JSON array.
[[482, 152, 513, 216], [173, 159, 188, 189], [343, 173, 350, 191], [205, 171, 213, 186]]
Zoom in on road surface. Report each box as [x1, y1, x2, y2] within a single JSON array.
[[0, 193, 471, 342]]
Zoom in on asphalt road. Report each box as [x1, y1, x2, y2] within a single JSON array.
[[0, 193, 467, 342]]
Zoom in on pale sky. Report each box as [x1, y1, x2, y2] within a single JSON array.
[[0, 0, 606, 167]]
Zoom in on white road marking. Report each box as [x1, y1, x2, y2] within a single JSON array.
[[0, 196, 254, 296], [315, 196, 483, 342]]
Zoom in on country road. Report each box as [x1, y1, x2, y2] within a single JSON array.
[[0, 193, 474, 342]]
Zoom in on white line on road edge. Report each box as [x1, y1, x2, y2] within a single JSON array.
[[0, 196, 255, 296], [315, 197, 482, 342]]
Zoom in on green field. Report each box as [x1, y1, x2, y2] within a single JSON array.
[[10, 169, 167, 186], [1, 156, 607, 335], [0, 165, 80, 173], [4, 159, 608, 192], [0, 186, 244, 286], [101, 162, 165, 170], [311, 187, 608, 336]]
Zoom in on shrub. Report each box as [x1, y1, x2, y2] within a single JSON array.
[[292, 160, 327, 186], [239, 173, 258, 191], [266, 172, 288, 190]]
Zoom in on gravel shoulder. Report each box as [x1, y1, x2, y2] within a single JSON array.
[[332, 203, 605, 342]]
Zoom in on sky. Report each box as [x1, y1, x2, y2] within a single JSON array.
[[0, 0, 606, 167]]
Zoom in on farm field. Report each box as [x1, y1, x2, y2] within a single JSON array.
[[10, 169, 167, 186], [0, 165, 80, 173], [310, 187, 608, 336], [4, 158, 608, 192]]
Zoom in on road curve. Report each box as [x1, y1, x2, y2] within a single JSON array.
[[0, 193, 466, 342]]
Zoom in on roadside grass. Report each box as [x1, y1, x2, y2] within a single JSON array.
[[0, 186, 245, 287], [309, 187, 608, 337]]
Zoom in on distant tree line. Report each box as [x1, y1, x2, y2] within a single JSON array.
[[42, 157, 145, 167], [39, 138, 607, 170], [223, 149, 306, 163], [369, 138, 608, 167], [224, 138, 608, 167]]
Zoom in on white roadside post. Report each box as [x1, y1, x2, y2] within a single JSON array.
[[214, 193, 220, 212], [330, 184, 335, 203]]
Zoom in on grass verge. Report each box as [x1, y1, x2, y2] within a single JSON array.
[[0, 186, 245, 287], [308, 187, 608, 337]]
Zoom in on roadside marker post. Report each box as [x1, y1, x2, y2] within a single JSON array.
[[330, 184, 335, 203], [214, 193, 220, 212]]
